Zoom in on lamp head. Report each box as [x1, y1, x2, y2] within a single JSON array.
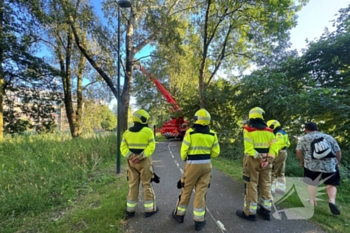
[[117, 0, 131, 8]]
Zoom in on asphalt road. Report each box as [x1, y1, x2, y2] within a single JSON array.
[[124, 140, 325, 233]]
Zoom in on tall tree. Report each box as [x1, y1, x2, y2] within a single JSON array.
[[0, 0, 62, 139], [29, 0, 103, 138], [190, 0, 308, 107], [65, 0, 193, 132]]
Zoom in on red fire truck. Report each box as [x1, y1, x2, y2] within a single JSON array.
[[138, 65, 188, 139]]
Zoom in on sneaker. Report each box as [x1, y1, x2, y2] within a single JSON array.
[[172, 211, 184, 223], [328, 203, 340, 215], [145, 206, 159, 217], [194, 220, 206, 231], [236, 210, 256, 221], [257, 208, 271, 221]]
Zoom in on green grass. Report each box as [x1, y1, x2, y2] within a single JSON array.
[[0, 132, 128, 233], [212, 157, 244, 182], [3, 165, 128, 233], [212, 152, 350, 233]]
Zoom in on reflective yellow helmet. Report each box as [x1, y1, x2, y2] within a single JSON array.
[[267, 119, 281, 130], [194, 109, 211, 126], [248, 107, 265, 120], [132, 109, 150, 124]]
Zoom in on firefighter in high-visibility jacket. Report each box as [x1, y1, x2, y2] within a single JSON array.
[[267, 120, 290, 195], [236, 107, 278, 221], [120, 109, 158, 218], [172, 109, 220, 231]]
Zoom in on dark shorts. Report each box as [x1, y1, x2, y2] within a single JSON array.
[[304, 167, 340, 186]]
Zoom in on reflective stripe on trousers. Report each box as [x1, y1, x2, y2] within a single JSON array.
[[144, 200, 155, 211], [193, 208, 205, 221], [176, 205, 187, 215], [127, 200, 138, 212], [259, 197, 272, 211], [244, 202, 257, 213]]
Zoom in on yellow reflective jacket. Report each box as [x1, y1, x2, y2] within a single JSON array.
[[181, 127, 220, 161], [120, 127, 156, 159], [243, 126, 278, 158], [275, 129, 290, 151]]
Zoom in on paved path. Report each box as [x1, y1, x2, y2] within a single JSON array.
[[124, 140, 325, 233]]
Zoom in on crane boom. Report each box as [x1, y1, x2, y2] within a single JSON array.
[[138, 65, 181, 112]]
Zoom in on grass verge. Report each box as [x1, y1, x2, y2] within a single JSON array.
[[212, 155, 350, 233], [0, 132, 129, 233], [2, 164, 128, 233]]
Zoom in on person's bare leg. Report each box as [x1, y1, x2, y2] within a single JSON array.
[[326, 185, 337, 204], [308, 185, 317, 206]]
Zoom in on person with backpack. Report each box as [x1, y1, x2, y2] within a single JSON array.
[[171, 109, 220, 231], [267, 120, 290, 195], [120, 109, 159, 218], [296, 122, 342, 215]]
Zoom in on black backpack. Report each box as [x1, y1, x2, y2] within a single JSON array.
[[310, 137, 336, 159]]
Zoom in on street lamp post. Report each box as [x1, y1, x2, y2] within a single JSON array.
[[117, 0, 131, 174]]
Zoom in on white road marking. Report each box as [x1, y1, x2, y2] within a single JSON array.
[[167, 142, 226, 232]]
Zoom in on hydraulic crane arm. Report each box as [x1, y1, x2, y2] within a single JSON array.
[[138, 65, 181, 112]]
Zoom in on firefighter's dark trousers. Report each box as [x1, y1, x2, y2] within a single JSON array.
[[271, 150, 287, 194], [126, 157, 156, 213], [243, 156, 272, 216], [175, 162, 211, 222]]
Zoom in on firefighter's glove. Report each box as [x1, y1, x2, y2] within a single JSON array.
[[177, 179, 183, 189], [151, 173, 160, 183]]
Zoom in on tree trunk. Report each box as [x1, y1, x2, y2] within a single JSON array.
[[55, 0, 86, 138], [121, 21, 135, 132], [198, 0, 212, 109], [74, 23, 87, 137], [58, 29, 79, 138], [75, 52, 85, 137], [64, 31, 79, 137]]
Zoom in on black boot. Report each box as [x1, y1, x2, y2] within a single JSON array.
[[194, 220, 206, 231], [126, 211, 135, 218], [145, 206, 159, 217], [236, 210, 256, 221], [172, 210, 184, 223], [257, 208, 271, 221]]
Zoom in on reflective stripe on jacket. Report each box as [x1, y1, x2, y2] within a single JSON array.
[[243, 126, 278, 158], [275, 129, 290, 151], [120, 127, 156, 158], [181, 128, 220, 161]]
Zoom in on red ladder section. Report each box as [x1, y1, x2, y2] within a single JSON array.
[[138, 65, 181, 113]]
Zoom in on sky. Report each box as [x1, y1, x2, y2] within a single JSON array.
[[289, 0, 349, 52]]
